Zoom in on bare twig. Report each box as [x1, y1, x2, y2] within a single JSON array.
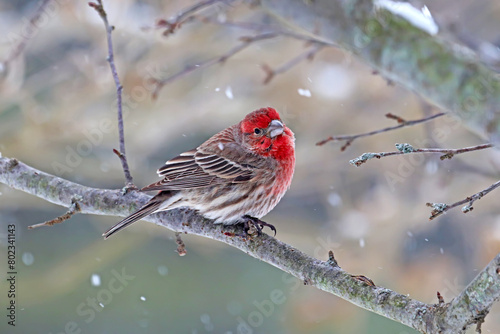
[[262, 44, 324, 84], [2, 0, 54, 70], [89, 0, 134, 187], [426, 180, 500, 220], [349, 143, 493, 167], [198, 17, 336, 46], [351, 275, 376, 287], [156, 0, 228, 36], [152, 33, 279, 98], [327, 250, 339, 268], [437, 291, 445, 305], [28, 196, 81, 229], [175, 232, 187, 256], [317, 112, 446, 149], [1, 155, 499, 334]]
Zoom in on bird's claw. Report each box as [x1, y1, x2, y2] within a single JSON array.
[[242, 215, 277, 236]]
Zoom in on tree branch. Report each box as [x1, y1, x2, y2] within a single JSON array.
[[156, 0, 228, 36], [349, 143, 493, 167], [260, 0, 500, 145], [316, 112, 446, 150], [261, 44, 324, 84], [2, 0, 53, 70], [427, 180, 500, 220], [1, 155, 499, 334], [89, 0, 134, 188], [151, 33, 279, 98]]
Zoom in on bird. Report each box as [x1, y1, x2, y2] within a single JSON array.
[[103, 107, 295, 239]]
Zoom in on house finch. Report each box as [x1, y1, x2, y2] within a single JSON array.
[[103, 107, 295, 239]]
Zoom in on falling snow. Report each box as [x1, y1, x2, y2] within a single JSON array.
[[425, 160, 438, 174], [91, 274, 101, 287], [440, 248, 444, 254], [218, 142, 224, 151], [157, 265, 168, 276], [22, 252, 34, 266], [225, 86, 234, 99], [140, 296, 146, 301], [312, 65, 354, 99], [99, 302, 104, 308], [327, 192, 342, 207], [297, 88, 311, 97], [359, 238, 365, 248], [200, 314, 211, 323], [215, 87, 220, 92], [200, 314, 214, 332], [100, 163, 110, 172]]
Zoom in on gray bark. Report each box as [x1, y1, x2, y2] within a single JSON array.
[[1, 155, 499, 333]]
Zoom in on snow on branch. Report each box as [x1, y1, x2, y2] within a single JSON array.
[[261, 0, 500, 145]]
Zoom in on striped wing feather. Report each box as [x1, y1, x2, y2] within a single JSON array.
[[141, 148, 255, 192]]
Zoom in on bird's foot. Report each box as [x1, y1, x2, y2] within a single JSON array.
[[242, 215, 277, 236]]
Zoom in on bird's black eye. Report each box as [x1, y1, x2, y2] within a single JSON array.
[[254, 128, 262, 135]]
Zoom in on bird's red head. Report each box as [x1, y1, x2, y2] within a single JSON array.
[[240, 107, 295, 161]]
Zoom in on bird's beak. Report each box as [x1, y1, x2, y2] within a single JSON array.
[[268, 119, 284, 138]]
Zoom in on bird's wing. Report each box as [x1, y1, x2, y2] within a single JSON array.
[[141, 144, 256, 192]]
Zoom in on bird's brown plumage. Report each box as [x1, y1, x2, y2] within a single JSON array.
[[103, 107, 295, 239]]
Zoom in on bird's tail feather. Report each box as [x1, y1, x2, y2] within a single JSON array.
[[103, 194, 167, 239]]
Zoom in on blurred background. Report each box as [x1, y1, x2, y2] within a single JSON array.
[[1, 0, 500, 333]]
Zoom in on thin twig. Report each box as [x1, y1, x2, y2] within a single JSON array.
[[262, 44, 324, 84], [2, 0, 53, 69], [28, 197, 81, 229], [437, 291, 445, 305], [152, 33, 279, 98], [89, 0, 134, 187], [175, 232, 187, 256], [156, 0, 227, 36], [317, 112, 446, 149], [198, 17, 336, 46], [349, 143, 493, 167], [426, 180, 500, 220]]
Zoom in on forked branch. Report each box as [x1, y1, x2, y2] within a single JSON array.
[[151, 33, 279, 98]]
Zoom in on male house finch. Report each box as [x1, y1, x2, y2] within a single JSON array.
[[103, 107, 295, 239]]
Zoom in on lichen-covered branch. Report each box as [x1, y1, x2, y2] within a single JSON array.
[[349, 143, 493, 166], [427, 179, 500, 220], [260, 0, 500, 145], [1, 155, 499, 333]]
